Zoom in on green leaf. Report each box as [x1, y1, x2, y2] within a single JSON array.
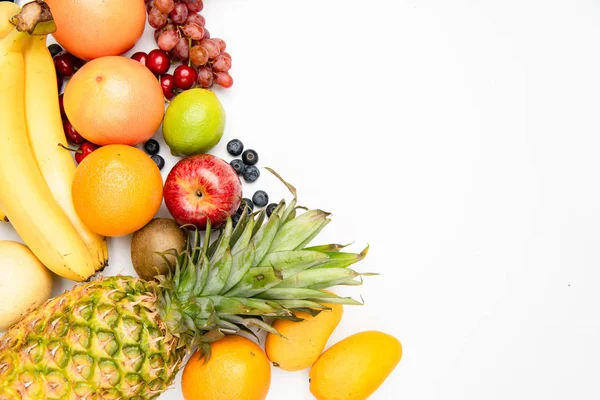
[[255, 288, 363, 305], [250, 214, 281, 265], [231, 217, 254, 255], [258, 250, 330, 277], [224, 266, 284, 297], [269, 210, 331, 252], [201, 250, 233, 296], [221, 244, 255, 294], [314, 246, 369, 269], [274, 268, 360, 289], [304, 243, 350, 252]]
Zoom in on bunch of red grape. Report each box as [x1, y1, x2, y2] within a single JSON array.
[[144, 0, 233, 96]]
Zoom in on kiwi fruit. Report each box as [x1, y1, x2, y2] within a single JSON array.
[[131, 218, 187, 281]]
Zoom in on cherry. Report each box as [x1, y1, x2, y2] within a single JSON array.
[[75, 142, 98, 164], [63, 119, 85, 144], [173, 65, 197, 90], [58, 94, 66, 118], [72, 56, 84, 73], [146, 49, 170, 75], [160, 73, 176, 100], [130, 51, 148, 66], [54, 52, 76, 77], [57, 73, 63, 92]]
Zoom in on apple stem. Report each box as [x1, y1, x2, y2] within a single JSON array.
[[196, 190, 203, 198]]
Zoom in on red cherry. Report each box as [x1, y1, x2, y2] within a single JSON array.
[[160, 73, 176, 99], [63, 119, 85, 144], [72, 56, 84, 72], [146, 49, 171, 75], [173, 65, 197, 90], [58, 94, 66, 118], [131, 51, 148, 66], [75, 142, 99, 164], [54, 52, 76, 77], [57, 73, 63, 92]]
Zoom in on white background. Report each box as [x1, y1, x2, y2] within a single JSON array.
[[5, 0, 600, 398]]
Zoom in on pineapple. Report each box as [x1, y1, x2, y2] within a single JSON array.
[[0, 172, 369, 399]]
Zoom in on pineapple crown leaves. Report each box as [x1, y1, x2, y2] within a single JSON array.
[[154, 169, 372, 348]]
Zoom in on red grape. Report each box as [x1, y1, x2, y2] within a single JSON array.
[[161, 74, 176, 99], [214, 72, 233, 88], [54, 52, 75, 76], [220, 51, 231, 61], [174, 65, 197, 90], [145, 0, 152, 4], [170, 2, 188, 24], [212, 38, 226, 52], [196, 66, 213, 88], [146, 0, 154, 13], [212, 54, 231, 72], [190, 45, 209, 66], [202, 28, 210, 39], [148, 6, 168, 29], [155, 0, 175, 14], [154, 23, 175, 42], [199, 39, 220, 59], [174, 37, 190, 60], [168, 49, 180, 62], [75, 142, 98, 164], [58, 93, 66, 118], [63, 119, 85, 144], [182, 0, 203, 13], [130, 51, 148, 65], [183, 23, 204, 40], [157, 29, 179, 51], [146, 49, 170, 75], [185, 13, 205, 27]]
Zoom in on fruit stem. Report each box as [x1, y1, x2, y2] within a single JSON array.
[[57, 143, 82, 154], [11, 0, 55, 35], [188, 38, 192, 68]]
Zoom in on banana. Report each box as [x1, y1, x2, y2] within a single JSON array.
[[0, 209, 7, 223], [0, 9, 95, 281], [24, 36, 109, 272], [0, 2, 20, 38]]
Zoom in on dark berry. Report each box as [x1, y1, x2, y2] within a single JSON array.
[[266, 203, 278, 217], [241, 149, 258, 165], [75, 142, 98, 164], [242, 165, 260, 182], [48, 43, 63, 58], [144, 139, 160, 155], [230, 159, 245, 175], [241, 198, 254, 213], [252, 190, 268, 207], [151, 154, 165, 170], [231, 213, 240, 227], [54, 52, 76, 77], [227, 139, 244, 156]]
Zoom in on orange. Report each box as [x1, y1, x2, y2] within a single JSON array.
[[72, 145, 163, 237], [64, 56, 165, 146], [45, 0, 146, 60], [182, 335, 271, 400]]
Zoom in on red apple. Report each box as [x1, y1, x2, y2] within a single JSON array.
[[164, 154, 242, 228]]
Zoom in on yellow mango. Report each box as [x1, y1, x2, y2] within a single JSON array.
[[265, 303, 343, 371], [309, 330, 402, 400]]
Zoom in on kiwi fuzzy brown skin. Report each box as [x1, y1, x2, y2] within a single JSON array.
[[131, 218, 187, 281]]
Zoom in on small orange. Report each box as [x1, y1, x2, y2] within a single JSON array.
[[72, 145, 163, 237], [45, 0, 146, 60], [182, 335, 271, 400], [64, 56, 165, 146]]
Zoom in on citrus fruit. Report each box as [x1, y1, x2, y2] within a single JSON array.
[[64, 56, 165, 146], [45, 0, 146, 60], [72, 145, 163, 237], [181, 335, 271, 400], [162, 88, 226, 156]]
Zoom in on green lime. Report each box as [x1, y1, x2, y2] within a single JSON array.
[[162, 89, 226, 156]]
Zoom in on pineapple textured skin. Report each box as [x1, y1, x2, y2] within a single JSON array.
[[0, 276, 185, 399]]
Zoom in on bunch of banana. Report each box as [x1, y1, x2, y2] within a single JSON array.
[[0, 1, 107, 281]]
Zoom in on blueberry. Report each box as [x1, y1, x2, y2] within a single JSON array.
[[227, 139, 244, 156], [252, 190, 269, 207], [231, 213, 240, 227], [230, 159, 245, 175], [242, 149, 258, 166], [266, 203, 278, 217], [144, 139, 160, 155], [242, 165, 260, 182], [238, 198, 254, 214], [151, 154, 165, 170], [48, 43, 63, 58]]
